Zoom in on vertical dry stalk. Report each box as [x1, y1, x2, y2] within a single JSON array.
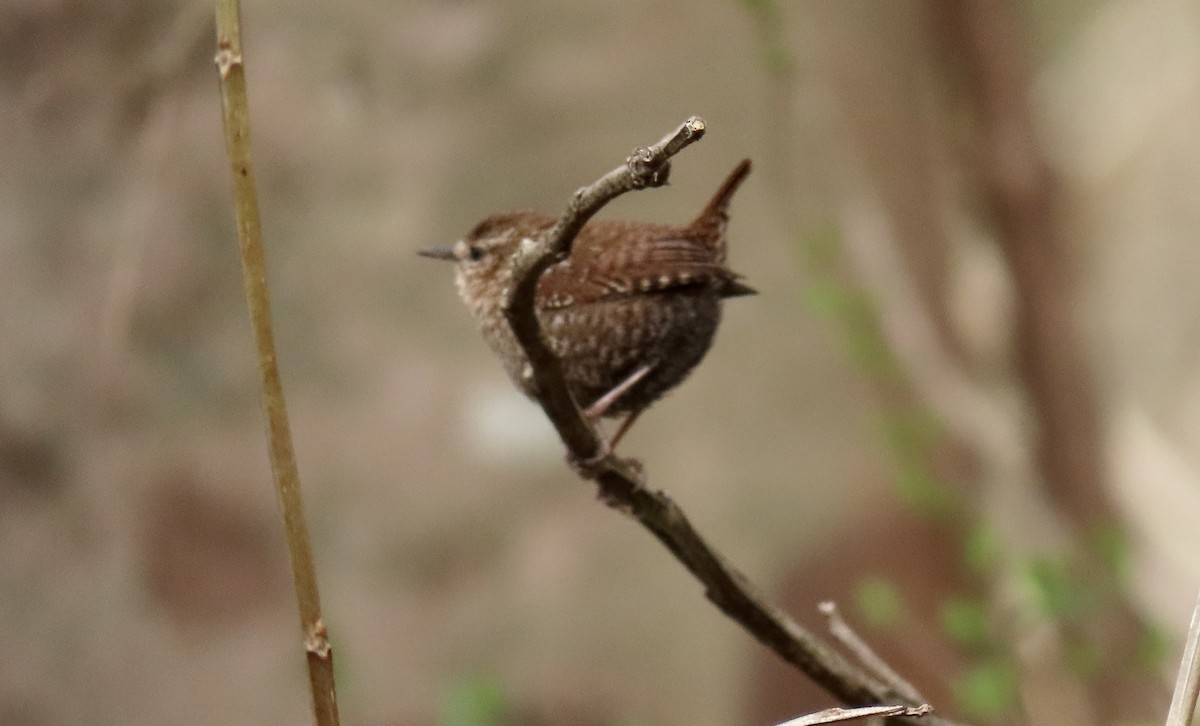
[[213, 2, 339, 724], [933, 1, 1163, 720]]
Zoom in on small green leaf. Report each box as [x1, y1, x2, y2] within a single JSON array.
[[846, 329, 897, 377], [1136, 623, 1170, 671], [804, 279, 852, 319], [877, 412, 956, 518], [940, 598, 991, 650], [1090, 520, 1131, 580], [963, 525, 1000, 574], [439, 676, 508, 726], [855, 576, 905, 629], [952, 659, 1018, 720], [878, 411, 940, 453], [893, 460, 954, 518], [1026, 556, 1091, 620]]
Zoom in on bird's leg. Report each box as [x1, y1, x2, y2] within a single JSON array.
[[582, 364, 654, 420], [567, 404, 646, 477], [574, 364, 654, 457], [605, 408, 644, 451]]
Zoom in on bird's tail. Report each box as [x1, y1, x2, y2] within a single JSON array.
[[690, 159, 751, 261]]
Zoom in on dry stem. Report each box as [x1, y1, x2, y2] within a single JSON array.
[[1165, 590, 1200, 726], [820, 601, 926, 705], [214, 2, 339, 724], [774, 704, 932, 726]]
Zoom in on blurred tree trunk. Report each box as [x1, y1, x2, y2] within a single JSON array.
[[746, 2, 1164, 723]]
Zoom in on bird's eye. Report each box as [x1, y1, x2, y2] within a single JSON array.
[[452, 240, 483, 262]]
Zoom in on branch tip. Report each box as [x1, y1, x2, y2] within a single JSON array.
[[820, 599, 926, 705]]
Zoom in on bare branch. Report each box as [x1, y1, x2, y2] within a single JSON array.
[[820, 601, 926, 704], [1166, 590, 1200, 726], [214, 2, 339, 724], [501, 117, 965, 726], [774, 704, 932, 726]]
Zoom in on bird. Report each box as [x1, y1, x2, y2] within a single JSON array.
[[420, 159, 754, 451]]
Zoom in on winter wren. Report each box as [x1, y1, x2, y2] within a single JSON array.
[[420, 159, 754, 448]]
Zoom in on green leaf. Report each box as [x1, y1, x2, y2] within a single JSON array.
[[878, 411, 940, 455], [878, 412, 956, 518], [804, 279, 852, 319], [855, 576, 905, 629], [1090, 520, 1131, 581], [439, 676, 508, 726], [940, 597, 991, 650], [963, 525, 1000, 574], [1136, 623, 1170, 671], [892, 460, 954, 518], [1025, 556, 1091, 620], [952, 659, 1018, 720], [846, 327, 897, 377]]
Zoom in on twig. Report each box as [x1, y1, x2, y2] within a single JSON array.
[[774, 704, 932, 726], [1165, 590, 1200, 726], [820, 601, 926, 704], [213, 3, 339, 725], [502, 117, 965, 726]]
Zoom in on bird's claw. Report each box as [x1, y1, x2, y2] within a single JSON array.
[[566, 441, 611, 479]]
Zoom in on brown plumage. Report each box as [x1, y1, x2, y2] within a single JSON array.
[[421, 159, 754, 447]]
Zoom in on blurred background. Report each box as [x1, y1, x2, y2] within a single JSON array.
[[3, 1, 1200, 724]]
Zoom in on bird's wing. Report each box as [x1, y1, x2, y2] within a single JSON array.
[[536, 235, 749, 309]]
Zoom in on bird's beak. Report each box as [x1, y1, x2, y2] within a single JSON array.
[[417, 246, 457, 261]]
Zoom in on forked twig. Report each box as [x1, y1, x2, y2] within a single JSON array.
[[820, 601, 926, 704]]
